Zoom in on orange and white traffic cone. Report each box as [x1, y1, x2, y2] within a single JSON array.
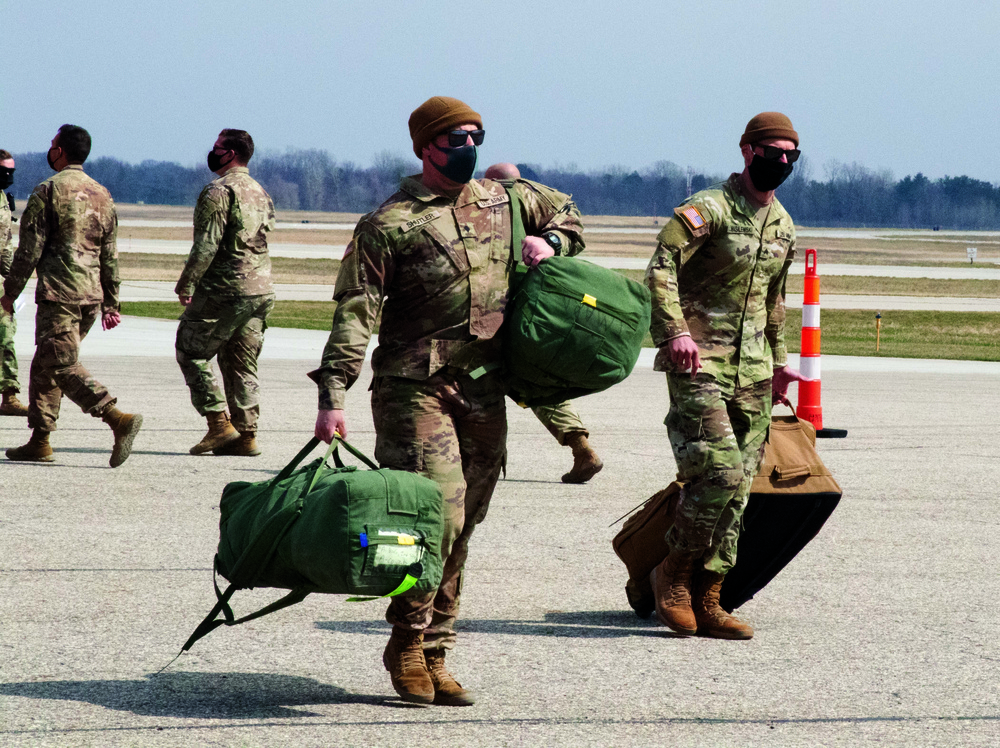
[[795, 249, 847, 439]]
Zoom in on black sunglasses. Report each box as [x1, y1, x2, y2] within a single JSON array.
[[755, 144, 800, 163], [445, 129, 485, 147]]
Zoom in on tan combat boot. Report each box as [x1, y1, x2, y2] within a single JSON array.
[[424, 650, 475, 706], [102, 406, 143, 468], [5, 428, 54, 462], [190, 411, 239, 455], [692, 571, 754, 639], [382, 628, 435, 704], [650, 550, 699, 635], [0, 389, 29, 417], [212, 430, 261, 457], [561, 432, 604, 484]]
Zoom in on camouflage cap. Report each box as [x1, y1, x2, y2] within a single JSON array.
[[739, 112, 799, 147], [409, 97, 482, 159]]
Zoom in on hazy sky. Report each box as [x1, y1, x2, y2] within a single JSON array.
[[5, 1, 999, 182]]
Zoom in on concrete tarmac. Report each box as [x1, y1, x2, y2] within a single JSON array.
[[1, 318, 1000, 746]]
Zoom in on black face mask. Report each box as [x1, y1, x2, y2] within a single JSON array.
[[0, 169, 13, 191], [748, 154, 794, 192], [207, 150, 233, 174], [432, 144, 478, 184], [46, 147, 59, 170]]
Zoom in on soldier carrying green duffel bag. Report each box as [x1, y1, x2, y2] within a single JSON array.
[[497, 185, 652, 408], [177, 436, 444, 655]]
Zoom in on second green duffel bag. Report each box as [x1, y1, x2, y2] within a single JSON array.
[[503, 255, 651, 407], [178, 436, 444, 653]]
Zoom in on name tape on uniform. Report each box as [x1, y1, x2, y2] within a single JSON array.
[[402, 211, 441, 232]]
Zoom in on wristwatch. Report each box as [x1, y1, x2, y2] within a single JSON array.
[[541, 231, 562, 255]]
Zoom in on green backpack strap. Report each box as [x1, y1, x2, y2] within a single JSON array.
[[180, 562, 314, 654], [504, 184, 532, 287]]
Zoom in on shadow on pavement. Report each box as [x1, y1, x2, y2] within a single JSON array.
[[0, 671, 389, 718], [317, 610, 668, 639]]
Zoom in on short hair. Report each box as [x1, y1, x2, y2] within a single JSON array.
[[55, 124, 92, 164], [0, 149, 12, 162], [218, 129, 254, 164]]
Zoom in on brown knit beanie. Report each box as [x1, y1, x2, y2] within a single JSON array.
[[408, 96, 483, 159], [739, 112, 799, 147]]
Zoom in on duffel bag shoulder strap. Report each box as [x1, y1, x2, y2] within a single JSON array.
[[175, 438, 342, 657], [224, 438, 339, 587], [504, 183, 531, 288], [178, 562, 314, 656]]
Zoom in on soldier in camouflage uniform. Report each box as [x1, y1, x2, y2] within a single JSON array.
[[1, 125, 142, 467], [645, 112, 808, 639], [175, 129, 276, 457], [484, 163, 603, 484], [0, 148, 28, 417], [310, 97, 584, 706]]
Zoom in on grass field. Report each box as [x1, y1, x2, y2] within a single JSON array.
[[119, 301, 1000, 362], [118, 253, 341, 285]]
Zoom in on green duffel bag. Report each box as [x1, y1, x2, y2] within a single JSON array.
[[178, 437, 444, 654], [503, 255, 652, 407], [500, 185, 651, 407]]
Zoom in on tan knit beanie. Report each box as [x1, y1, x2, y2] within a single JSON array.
[[739, 112, 799, 147], [408, 97, 483, 159]]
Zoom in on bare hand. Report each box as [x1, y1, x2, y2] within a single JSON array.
[[521, 236, 555, 267], [102, 309, 122, 330], [0, 295, 13, 315], [665, 336, 702, 379], [178, 295, 192, 306], [315, 408, 347, 443], [772, 365, 811, 407]]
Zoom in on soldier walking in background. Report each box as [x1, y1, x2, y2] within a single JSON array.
[[175, 129, 276, 457], [311, 97, 585, 705], [0, 148, 28, 417], [484, 162, 603, 484], [645, 112, 807, 639], [0, 125, 142, 466]]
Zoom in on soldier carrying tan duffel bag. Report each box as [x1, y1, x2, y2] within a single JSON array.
[[613, 411, 842, 630]]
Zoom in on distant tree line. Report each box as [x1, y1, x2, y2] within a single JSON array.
[[7, 150, 1000, 229]]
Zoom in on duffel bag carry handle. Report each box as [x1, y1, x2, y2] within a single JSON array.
[[305, 434, 380, 494], [271, 435, 379, 492]]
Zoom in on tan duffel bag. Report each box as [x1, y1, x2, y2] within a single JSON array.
[[612, 412, 842, 617]]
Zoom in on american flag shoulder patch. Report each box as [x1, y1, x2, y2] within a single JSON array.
[[674, 204, 709, 236]]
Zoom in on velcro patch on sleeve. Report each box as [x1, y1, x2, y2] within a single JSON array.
[[675, 205, 709, 237]]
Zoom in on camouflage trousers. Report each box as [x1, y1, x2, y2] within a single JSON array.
[[530, 400, 587, 445], [664, 374, 771, 574], [175, 293, 274, 432], [372, 369, 507, 651], [28, 301, 115, 432], [0, 307, 19, 392]]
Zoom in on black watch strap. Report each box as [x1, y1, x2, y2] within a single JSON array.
[[541, 232, 562, 255]]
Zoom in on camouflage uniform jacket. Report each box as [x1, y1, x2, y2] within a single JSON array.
[[645, 173, 796, 391], [175, 166, 276, 298], [3, 165, 120, 310], [0, 192, 11, 277], [309, 175, 585, 410]]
